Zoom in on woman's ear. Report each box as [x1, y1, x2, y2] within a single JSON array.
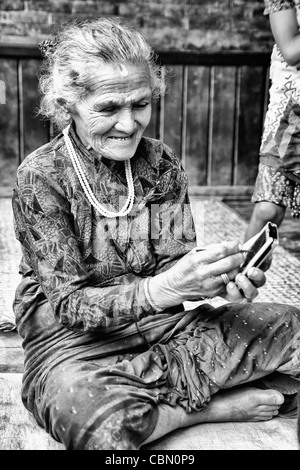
[[56, 98, 67, 107], [56, 98, 71, 118]]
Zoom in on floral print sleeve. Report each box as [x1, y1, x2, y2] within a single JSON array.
[[12, 135, 195, 332], [264, 0, 296, 14]]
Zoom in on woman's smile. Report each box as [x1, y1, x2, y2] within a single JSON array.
[[108, 133, 135, 141], [70, 62, 152, 161]]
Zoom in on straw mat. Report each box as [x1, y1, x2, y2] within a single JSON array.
[[190, 198, 300, 307]]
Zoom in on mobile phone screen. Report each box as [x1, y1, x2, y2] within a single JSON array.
[[240, 222, 278, 272], [240, 230, 268, 270]]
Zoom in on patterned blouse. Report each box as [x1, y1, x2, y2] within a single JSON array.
[[264, 0, 300, 14], [258, 0, 300, 177], [12, 126, 196, 333]]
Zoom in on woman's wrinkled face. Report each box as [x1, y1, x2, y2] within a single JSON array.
[[70, 61, 153, 161]]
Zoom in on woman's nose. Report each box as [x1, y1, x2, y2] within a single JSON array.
[[114, 109, 136, 133]]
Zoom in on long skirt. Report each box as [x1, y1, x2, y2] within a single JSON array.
[[17, 300, 300, 450], [252, 163, 300, 218]]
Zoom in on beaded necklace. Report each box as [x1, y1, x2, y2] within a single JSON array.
[[62, 125, 135, 218]]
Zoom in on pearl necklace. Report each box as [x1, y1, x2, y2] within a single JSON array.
[[62, 125, 135, 218]]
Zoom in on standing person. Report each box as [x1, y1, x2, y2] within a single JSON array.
[[245, 0, 300, 242], [12, 17, 300, 451]]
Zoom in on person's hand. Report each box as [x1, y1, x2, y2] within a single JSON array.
[[225, 266, 266, 304], [149, 240, 266, 308]]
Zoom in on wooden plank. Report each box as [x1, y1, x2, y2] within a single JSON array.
[[0, 44, 42, 59], [180, 66, 188, 169], [235, 65, 267, 185], [163, 65, 183, 158], [17, 60, 24, 163], [207, 66, 214, 186], [0, 45, 271, 66], [233, 67, 241, 185], [188, 185, 254, 197], [210, 66, 236, 186], [157, 79, 166, 142], [157, 51, 272, 66], [145, 66, 166, 142], [143, 99, 157, 139], [22, 59, 49, 159], [0, 58, 19, 189], [185, 66, 210, 186]]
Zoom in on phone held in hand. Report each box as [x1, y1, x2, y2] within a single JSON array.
[[239, 222, 279, 276]]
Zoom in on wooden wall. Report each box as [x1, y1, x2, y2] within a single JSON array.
[[0, 46, 270, 197]]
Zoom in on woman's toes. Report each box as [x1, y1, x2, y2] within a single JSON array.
[[257, 389, 284, 406], [269, 390, 285, 406]]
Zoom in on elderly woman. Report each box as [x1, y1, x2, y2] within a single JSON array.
[[12, 17, 300, 450]]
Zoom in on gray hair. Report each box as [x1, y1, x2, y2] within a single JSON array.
[[39, 17, 166, 130]]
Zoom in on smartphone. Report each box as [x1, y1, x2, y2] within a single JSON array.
[[239, 222, 279, 276]]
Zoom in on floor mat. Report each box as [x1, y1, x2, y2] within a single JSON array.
[[191, 199, 300, 306]]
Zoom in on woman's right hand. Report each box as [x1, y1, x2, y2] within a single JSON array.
[[148, 240, 249, 309]]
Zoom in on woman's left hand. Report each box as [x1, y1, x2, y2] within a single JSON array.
[[224, 266, 266, 303]]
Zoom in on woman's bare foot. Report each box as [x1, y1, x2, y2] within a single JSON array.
[[143, 387, 284, 445], [198, 387, 285, 423]]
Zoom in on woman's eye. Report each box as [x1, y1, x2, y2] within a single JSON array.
[[134, 102, 149, 109], [94, 102, 150, 113], [97, 107, 115, 113]]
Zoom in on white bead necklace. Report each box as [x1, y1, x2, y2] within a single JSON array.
[[62, 125, 135, 218]]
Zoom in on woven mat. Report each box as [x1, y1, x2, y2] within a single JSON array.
[[190, 199, 300, 306]]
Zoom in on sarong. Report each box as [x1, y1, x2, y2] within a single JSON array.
[[17, 300, 300, 450]]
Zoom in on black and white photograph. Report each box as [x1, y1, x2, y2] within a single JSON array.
[[1, 0, 300, 453]]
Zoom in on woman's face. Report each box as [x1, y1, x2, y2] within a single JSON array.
[[70, 61, 153, 161]]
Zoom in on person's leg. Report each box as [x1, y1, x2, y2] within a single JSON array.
[[244, 201, 285, 242], [244, 161, 299, 243], [38, 359, 161, 450], [30, 302, 300, 450], [38, 356, 285, 450], [141, 302, 300, 445], [142, 387, 284, 445]]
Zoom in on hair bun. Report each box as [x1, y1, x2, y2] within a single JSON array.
[[39, 38, 58, 57]]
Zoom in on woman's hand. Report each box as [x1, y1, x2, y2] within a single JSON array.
[[148, 240, 266, 309], [224, 266, 266, 303]]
